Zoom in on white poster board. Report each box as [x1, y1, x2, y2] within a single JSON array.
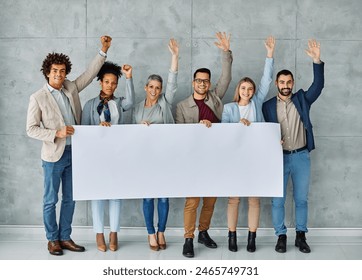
[[72, 123, 282, 200]]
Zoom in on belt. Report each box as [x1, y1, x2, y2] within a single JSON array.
[[283, 146, 307, 154]]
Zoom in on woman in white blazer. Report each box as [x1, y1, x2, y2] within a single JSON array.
[[81, 62, 135, 252], [221, 36, 275, 253]]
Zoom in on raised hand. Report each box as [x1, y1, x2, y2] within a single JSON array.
[[305, 39, 321, 63], [264, 36, 276, 58], [168, 38, 179, 56], [121, 64, 133, 79], [168, 38, 179, 72], [214, 32, 231, 52], [100, 35, 112, 53]]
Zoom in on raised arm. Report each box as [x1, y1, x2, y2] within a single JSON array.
[[165, 38, 179, 104], [74, 35, 111, 92], [168, 38, 179, 72], [305, 39, 324, 104], [121, 64, 135, 111], [254, 36, 275, 103], [213, 32, 233, 99]]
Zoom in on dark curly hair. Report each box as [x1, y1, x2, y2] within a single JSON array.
[[97, 61, 122, 81], [41, 52, 72, 81]]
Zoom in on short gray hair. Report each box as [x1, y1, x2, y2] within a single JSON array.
[[146, 74, 163, 86]]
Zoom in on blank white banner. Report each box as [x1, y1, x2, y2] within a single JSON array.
[[71, 123, 282, 200]]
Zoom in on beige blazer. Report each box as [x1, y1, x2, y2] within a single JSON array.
[[175, 50, 233, 123], [26, 53, 106, 162]]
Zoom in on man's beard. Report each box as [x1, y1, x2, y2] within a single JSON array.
[[278, 87, 292, 97]]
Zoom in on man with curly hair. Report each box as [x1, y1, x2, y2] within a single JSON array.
[[26, 35, 112, 256]]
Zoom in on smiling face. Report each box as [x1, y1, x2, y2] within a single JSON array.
[[47, 64, 66, 90], [276, 74, 294, 98], [145, 79, 162, 103], [99, 73, 118, 97], [192, 72, 211, 98], [238, 81, 255, 104]]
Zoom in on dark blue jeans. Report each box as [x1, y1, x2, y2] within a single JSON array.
[[143, 198, 169, 234]]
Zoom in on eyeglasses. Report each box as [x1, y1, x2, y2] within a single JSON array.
[[194, 78, 210, 84]]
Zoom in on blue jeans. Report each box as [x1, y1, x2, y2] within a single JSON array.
[[42, 146, 75, 241], [272, 149, 310, 236], [143, 198, 169, 234]]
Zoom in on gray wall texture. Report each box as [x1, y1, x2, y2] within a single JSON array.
[[0, 0, 361, 230]]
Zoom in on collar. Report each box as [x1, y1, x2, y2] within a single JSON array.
[[47, 83, 64, 93], [277, 94, 292, 104]]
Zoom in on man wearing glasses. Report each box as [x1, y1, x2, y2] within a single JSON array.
[[175, 32, 233, 258]]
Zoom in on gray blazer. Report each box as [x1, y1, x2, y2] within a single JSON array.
[[26, 53, 106, 162], [82, 78, 135, 125], [175, 50, 233, 123]]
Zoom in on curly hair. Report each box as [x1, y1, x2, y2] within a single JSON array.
[[41, 52, 72, 81], [97, 61, 122, 81]]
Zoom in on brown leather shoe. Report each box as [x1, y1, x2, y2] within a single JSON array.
[[109, 232, 118, 251], [48, 240, 63, 256], [60, 239, 85, 252], [96, 233, 107, 252], [148, 234, 159, 251], [157, 231, 167, 250]]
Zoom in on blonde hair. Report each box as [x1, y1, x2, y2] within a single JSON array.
[[233, 77, 256, 102]]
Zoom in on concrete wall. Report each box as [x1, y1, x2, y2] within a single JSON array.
[[0, 0, 361, 230]]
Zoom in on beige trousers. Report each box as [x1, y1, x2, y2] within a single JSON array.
[[184, 197, 217, 238], [227, 197, 260, 232]]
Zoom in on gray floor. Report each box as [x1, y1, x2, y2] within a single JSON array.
[[1, 226, 361, 260]]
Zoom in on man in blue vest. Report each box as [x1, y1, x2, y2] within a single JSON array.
[[262, 39, 324, 253]]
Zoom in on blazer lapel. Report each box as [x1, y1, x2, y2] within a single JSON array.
[[232, 102, 240, 121], [43, 84, 63, 120], [185, 95, 199, 122], [269, 97, 278, 123]]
